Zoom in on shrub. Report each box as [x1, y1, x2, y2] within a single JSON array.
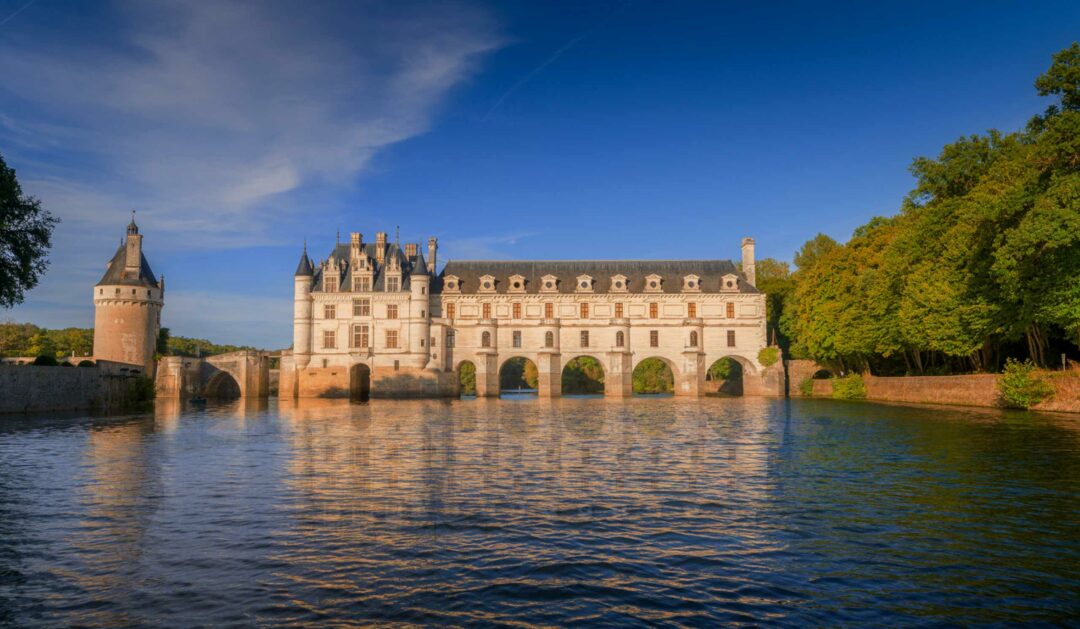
[[831, 374, 867, 400], [123, 376, 156, 409], [32, 355, 58, 366], [799, 377, 814, 397], [998, 359, 1054, 409], [757, 346, 780, 368]]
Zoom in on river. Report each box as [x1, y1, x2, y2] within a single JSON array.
[[0, 397, 1077, 626]]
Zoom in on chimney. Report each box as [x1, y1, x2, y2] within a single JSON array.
[[404, 243, 417, 259], [741, 237, 756, 286], [375, 231, 387, 264], [427, 237, 438, 274]]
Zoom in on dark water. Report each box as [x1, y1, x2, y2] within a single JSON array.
[[1, 397, 1078, 627]]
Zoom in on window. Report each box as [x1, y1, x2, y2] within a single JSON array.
[[580, 331, 589, 347], [513, 303, 521, 319], [421, 287, 426, 295], [616, 331, 625, 347], [386, 276, 400, 292], [481, 331, 491, 347], [386, 329, 399, 349], [430, 336, 436, 347], [690, 331, 699, 347], [544, 302, 554, 319], [387, 304, 399, 319], [394, 360, 400, 371], [482, 303, 491, 319], [513, 331, 522, 348], [545, 331, 554, 348], [352, 324, 369, 348], [324, 304, 336, 319], [615, 303, 624, 318], [421, 310, 425, 318], [687, 303, 696, 318], [446, 303, 455, 319], [580, 302, 589, 319], [353, 276, 370, 292], [650, 303, 658, 319], [115, 288, 120, 295], [727, 302, 735, 318], [650, 330, 659, 347], [325, 275, 338, 292], [353, 299, 370, 316], [323, 330, 336, 349], [727, 330, 736, 347], [447, 330, 455, 348]]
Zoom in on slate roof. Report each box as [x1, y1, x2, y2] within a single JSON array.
[[311, 242, 428, 292], [437, 260, 756, 294], [96, 243, 159, 288], [295, 250, 314, 276]]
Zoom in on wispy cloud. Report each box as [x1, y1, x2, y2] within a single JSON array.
[[0, 0, 502, 345]]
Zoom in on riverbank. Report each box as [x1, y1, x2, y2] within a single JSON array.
[[0, 361, 153, 414], [800, 367, 1080, 413]]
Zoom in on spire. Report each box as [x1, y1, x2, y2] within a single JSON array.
[[127, 211, 139, 235], [294, 241, 314, 277]]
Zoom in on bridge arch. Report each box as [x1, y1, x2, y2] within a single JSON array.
[[561, 354, 605, 395], [632, 356, 677, 395], [455, 359, 477, 397], [705, 355, 751, 396], [204, 370, 241, 399], [350, 363, 371, 401], [499, 356, 539, 394]]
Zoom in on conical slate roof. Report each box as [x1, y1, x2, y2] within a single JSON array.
[[294, 249, 314, 277]]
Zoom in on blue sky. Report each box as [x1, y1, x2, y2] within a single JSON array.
[[1, 0, 1077, 348]]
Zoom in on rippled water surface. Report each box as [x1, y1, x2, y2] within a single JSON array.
[[1, 397, 1078, 626]]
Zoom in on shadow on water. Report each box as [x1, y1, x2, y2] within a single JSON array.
[[0, 396, 1077, 626]]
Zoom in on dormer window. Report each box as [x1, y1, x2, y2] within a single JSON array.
[[324, 275, 338, 293], [721, 273, 740, 292], [540, 274, 559, 293], [478, 274, 497, 293], [443, 275, 460, 292], [682, 274, 701, 293], [575, 275, 594, 293], [644, 274, 663, 293], [508, 274, 526, 293], [385, 275, 400, 292], [610, 274, 628, 293]]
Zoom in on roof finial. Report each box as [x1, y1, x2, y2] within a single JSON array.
[[336, 227, 340, 245], [126, 211, 139, 235], [395, 225, 400, 245], [303, 237, 307, 254]]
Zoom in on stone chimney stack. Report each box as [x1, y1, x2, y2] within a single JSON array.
[[427, 237, 437, 274], [404, 243, 417, 259], [741, 237, 756, 287], [375, 231, 387, 264], [350, 232, 362, 260]]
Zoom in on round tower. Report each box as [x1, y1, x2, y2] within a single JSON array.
[[409, 250, 432, 367], [92, 214, 163, 374], [293, 244, 314, 368]]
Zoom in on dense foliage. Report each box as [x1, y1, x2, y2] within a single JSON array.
[[0, 323, 254, 359], [499, 357, 539, 390], [831, 374, 867, 400], [777, 44, 1080, 375], [633, 357, 674, 394], [0, 153, 58, 308], [997, 359, 1055, 409], [757, 347, 780, 368], [458, 361, 476, 395], [563, 356, 605, 394]]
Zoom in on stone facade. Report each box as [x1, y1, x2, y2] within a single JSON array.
[[92, 216, 163, 375], [281, 229, 781, 399]]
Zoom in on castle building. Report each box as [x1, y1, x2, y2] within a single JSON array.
[[279, 230, 781, 399], [92, 216, 163, 374]]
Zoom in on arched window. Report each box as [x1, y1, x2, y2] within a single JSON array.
[[689, 331, 698, 347], [481, 331, 491, 347], [615, 331, 625, 347], [545, 331, 554, 348]]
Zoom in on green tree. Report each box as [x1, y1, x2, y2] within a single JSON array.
[[562, 356, 604, 394], [458, 362, 476, 395], [0, 153, 58, 308], [632, 358, 673, 394]]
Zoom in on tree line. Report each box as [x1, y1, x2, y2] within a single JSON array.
[[0, 323, 256, 360], [761, 44, 1080, 376]]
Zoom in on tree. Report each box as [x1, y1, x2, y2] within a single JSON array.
[[793, 233, 839, 272], [0, 153, 58, 308]]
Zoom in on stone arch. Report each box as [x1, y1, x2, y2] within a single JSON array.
[[632, 356, 676, 395], [456, 359, 477, 397], [561, 355, 605, 395], [350, 363, 371, 402], [705, 356, 748, 396], [812, 368, 833, 379], [499, 356, 539, 394], [204, 371, 241, 399]]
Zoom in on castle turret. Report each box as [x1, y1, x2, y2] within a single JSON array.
[[410, 250, 431, 365], [92, 213, 163, 374], [293, 244, 314, 368], [741, 237, 756, 287]]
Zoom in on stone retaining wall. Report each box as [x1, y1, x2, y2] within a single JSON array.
[[0, 361, 147, 414], [801, 368, 1080, 413]]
